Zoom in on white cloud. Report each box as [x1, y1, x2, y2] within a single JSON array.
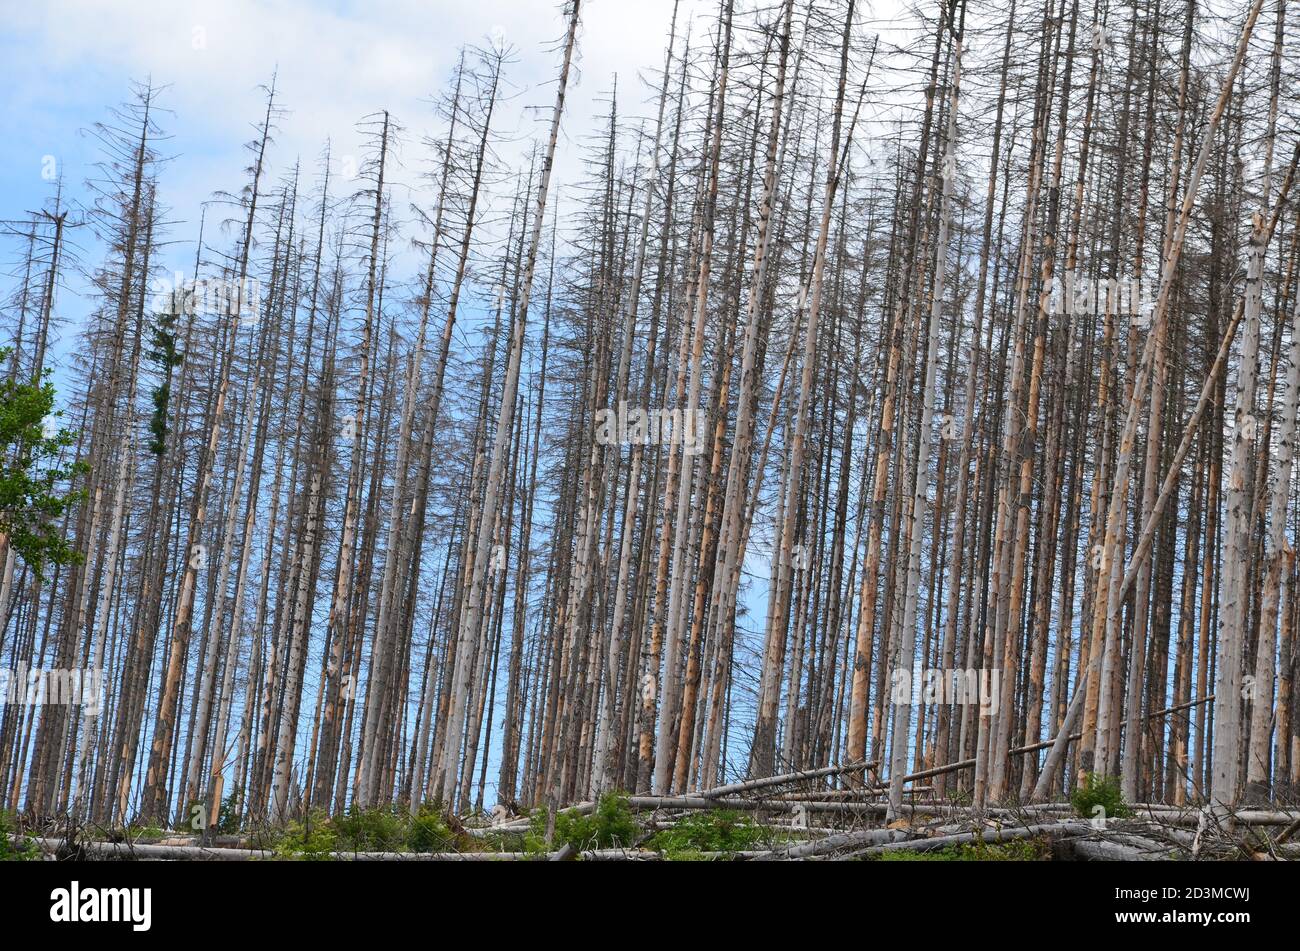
[[3, 0, 703, 236]]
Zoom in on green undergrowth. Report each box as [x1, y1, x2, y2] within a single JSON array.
[[522, 796, 789, 860], [650, 809, 773, 860], [123, 821, 165, 842], [518, 795, 817, 860], [1071, 773, 1132, 821], [272, 803, 461, 859], [874, 836, 1051, 861], [525, 789, 790, 857], [0, 811, 38, 861], [526, 792, 639, 853]]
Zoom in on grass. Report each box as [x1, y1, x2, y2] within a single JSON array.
[[649, 809, 774, 859], [874, 836, 1051, 861]]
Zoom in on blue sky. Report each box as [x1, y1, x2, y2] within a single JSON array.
[[0, 0, 709, 350]]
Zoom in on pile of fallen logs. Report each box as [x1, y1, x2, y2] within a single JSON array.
[[8, 762, 1299, 860]]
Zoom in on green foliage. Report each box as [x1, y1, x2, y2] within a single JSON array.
[[332, 806, 407, 853], [273, 809, 337, 860], [876, 837, 1050, 862], [406, 804, 454, 853], [490, 832, 530, 854], [144, 308, 183, 456], [147, 381, 172, 456], [0, 811, 37, 861], [528, 791, 639, 853], [126, 821, 164, 842], [650, 810, 769, 858], [0, 354, 86, 578], [265, 804, 466, 858], [1071, 772, 1132, 821], [216, 793, 241, 836]]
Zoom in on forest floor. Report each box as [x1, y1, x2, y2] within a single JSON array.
[[6, 786, 1298, 861]]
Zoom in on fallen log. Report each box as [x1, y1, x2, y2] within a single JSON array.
[[854, 821, 1094, 858], [1069, 838, 1173, 861], [775, 785, 933, 801], [628, 795, 914, 816], [19, 836, 272, 861], [694, 760, 877, 799], [1127, 809, 1300, 827], [753, 828, 906, 861]]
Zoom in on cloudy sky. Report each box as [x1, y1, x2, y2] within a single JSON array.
[[0, 0, 913, 392], [0, 0, 915, 241], [0, 1, 715, 255]]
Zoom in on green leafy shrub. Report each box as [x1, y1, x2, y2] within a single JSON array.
[[0, 811, 37, 861], [491, 832, 530, 854], [876, 837, 1049, 861], [126, 821, 164, 842], [407, 805, 455, 853], [651, 810, 769, 858], [529, 792, 639, 852], [332, 807, 407, 852], [1071, 772, 1132, 821], [274, 810, 337, 860]]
